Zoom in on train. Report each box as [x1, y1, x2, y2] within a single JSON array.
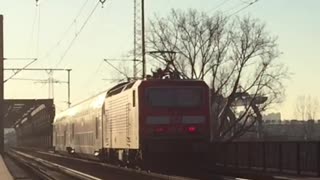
[[53, 78, 210, 165], [15, 103, 55, 148]]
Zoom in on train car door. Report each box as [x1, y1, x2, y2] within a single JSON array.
[[126, 90, 136, 146], [64, 128, 67, 148], [126, 102, 131, 145], [104, 107, 111, 148]]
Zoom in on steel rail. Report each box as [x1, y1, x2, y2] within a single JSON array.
[[8, 149, 102, 180], [11, 148, 195, 180]]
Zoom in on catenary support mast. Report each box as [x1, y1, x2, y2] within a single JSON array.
[[0, 15, 4, 155]]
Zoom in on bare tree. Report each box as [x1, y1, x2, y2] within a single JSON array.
[[307, 96, 319, 120], [103, 58, 134, 83], [295, 95, 319, 120], [147, 9, 289, 141], [147, 10, 229, 80]]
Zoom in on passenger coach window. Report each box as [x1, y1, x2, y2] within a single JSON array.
[[72, 124, 75, 140], [95, 117, 99, 139]]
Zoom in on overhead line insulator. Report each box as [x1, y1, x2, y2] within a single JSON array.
[[100, 0, 107, 7]]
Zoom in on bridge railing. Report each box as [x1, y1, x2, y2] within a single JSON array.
[[208, 141, 320, 177]]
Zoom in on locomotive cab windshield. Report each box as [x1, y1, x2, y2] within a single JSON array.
[[145, 87, 203, 108]]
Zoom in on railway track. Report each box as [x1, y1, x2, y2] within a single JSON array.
[[7, 149, 91, 180], [7, 148, 306, 180], [9, 148, 201, 180], [10, 147, 259, 180]]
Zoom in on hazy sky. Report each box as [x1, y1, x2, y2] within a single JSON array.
[[0, 0, 319, 119]]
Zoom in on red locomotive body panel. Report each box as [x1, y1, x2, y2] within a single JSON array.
[[138, 80, 210, 153]]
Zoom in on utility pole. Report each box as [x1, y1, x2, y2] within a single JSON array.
[[0, 15, 4, 155], [67, 69, 71, 108], [134, 0, 146, 79], [133, 0, 137, 79], [141, 0, 146, 79]]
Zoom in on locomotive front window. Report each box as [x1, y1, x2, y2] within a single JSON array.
[[146, 87, 203, 107]]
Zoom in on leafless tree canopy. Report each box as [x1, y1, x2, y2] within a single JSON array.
[[147, 9, 289, 141], [295, 95, 319, 120]]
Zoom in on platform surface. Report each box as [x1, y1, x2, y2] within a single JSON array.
[[0, 154, 13, 180]]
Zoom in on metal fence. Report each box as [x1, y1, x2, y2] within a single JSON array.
[[208, 141, 320, 177]]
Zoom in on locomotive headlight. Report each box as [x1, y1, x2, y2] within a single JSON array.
[[66, 147, 75, 154], [94, 151, 99, 157]]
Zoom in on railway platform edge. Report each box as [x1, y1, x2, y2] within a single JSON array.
[[0, 154, 13, 180]]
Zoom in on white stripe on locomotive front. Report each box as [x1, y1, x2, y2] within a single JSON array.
[[146, 116, 170, 124], [146, 116, 205, 124]]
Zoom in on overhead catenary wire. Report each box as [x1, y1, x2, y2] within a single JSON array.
[[4, 58, 38, 83], [82, 59, 105, 92], [4, 58, 38, 61], [82, 4, 117, 96], [54, 0, 101, 68], [218, 0, 254, 16], [4, 3, 42, 83], [207, 0, 233, 13], [40, 0, 90, 61], [227, 0, 259, 17], [52, 0, 103, 94], [222, 0, 249, 14], [26, 6, 38, 57], [36, 3, 41, 57], [35, 0, 92, 98], [10, 78, 49, 82], [103, 59, 129, 79]]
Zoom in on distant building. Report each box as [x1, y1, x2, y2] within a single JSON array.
[[4, 128, 14, 134], [263, 112, 281, 121]]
